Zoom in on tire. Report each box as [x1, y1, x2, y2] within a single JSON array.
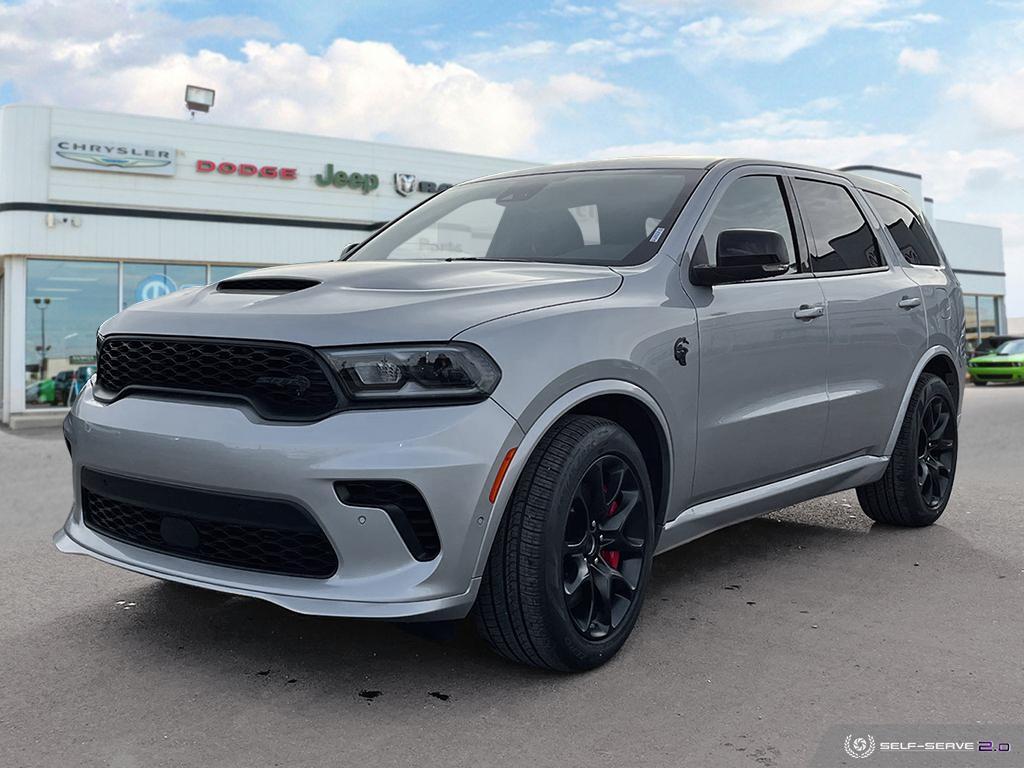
[[972, 380, 988, 387], [857, 373, 957, 527], [474, 415, 655, 672]]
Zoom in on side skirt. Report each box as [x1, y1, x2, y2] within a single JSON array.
[[655, 455, 889, 555]]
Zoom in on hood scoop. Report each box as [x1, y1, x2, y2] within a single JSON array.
[[217, 277, 320, 294]]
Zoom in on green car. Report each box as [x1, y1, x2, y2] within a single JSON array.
[[968, 339, 1024, 386]]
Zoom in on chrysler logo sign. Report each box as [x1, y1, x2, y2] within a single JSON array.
[[50, 138, 177, 176]]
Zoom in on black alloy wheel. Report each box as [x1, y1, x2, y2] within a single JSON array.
[[562, 455, 648, 640], [916, 394, 955, 509], [474, 414, 656, 671], [857, 372, 958, 527]]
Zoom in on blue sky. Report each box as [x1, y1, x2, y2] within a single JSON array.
[[1, 0, 1022, 312]]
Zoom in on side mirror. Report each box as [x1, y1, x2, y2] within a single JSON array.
[[690, 229, 791, 286]]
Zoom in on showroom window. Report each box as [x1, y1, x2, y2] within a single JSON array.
[[23, 259, 267, 409], [121, 263, 208, 310], [24, 260, 118, 408], [963, 294, 1003, 351]]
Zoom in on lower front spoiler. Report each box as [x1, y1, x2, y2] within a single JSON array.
[[53, 526, 480, 622]]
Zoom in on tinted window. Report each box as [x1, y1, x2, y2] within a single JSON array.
[[350, 170, 697, 267], [793, 179, 882, 273], [702, 175, 797, 268], [865, 192, 942, 267]]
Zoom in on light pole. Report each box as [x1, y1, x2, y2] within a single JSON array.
[[33, 297, 52, 380]]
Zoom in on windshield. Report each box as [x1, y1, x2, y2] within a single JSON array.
[[348, 169, 698, 267], [995, 340, 1024, 355]]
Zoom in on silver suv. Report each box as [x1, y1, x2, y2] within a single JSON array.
[[56, 158, 965, 671]]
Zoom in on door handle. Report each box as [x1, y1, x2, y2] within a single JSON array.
[[794, 304, 825, 321], [898, 296, 922, 310]]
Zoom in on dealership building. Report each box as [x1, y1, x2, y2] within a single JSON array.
[[0, 104, 1010, 428]]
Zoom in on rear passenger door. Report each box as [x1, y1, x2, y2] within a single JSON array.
[[688, 170, 829, 501], [791, 174, 928, 461], [864, 190, 960, 356]]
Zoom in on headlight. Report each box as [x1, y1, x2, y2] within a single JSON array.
[[321, 343, 501, 404]]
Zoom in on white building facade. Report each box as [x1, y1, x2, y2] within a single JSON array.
[[0, 106, 1010, 428], [0, 105, 528, 427]]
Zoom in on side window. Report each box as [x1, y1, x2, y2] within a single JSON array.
[[793, 179, 882, 273], [702, 175, 797, 269], [865, 192, 942, 267]]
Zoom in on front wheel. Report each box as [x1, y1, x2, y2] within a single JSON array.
[[474, 415, 655, 671], [857, 373, 957, 526], [972, 380, 988, 387]]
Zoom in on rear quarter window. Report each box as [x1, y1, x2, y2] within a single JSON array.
[[864, 191, 943, 267]]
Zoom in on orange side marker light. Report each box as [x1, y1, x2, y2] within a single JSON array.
[[489, 448, 518, 503]]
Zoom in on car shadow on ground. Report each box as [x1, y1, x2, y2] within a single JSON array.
[[29, 505, 1002, 707]]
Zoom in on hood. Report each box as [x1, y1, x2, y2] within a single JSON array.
[[101, 260, 623, 346]]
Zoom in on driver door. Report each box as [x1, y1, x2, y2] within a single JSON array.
[[686, 170, 829, 501]]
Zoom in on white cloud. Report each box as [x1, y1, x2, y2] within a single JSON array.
[[539, 73, 640, 106], [462, 40, 557, 65], [567, 38, 619, 55], [949, 64, 1024, 134], [551, 2, 601, 16], [609, 0, 940, 64], [106, 40, 541, 156], [565, 36, 669, 62], [0, 0, 551, 157], [674, 1, 898, 63], [898, 47, 942, 74]]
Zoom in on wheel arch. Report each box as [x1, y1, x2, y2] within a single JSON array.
[[884, 346, 962, 456], [563, 393, 671, 532], [472, 381, 674, 577], [921, 353, 961, 411]]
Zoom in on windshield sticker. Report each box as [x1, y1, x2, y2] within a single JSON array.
[[650, 227, 666, 243]]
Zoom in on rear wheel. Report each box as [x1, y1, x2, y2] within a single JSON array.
[[474, 415, 655, 671], [857, 373, 957, 526]]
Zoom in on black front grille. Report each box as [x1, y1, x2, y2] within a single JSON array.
[[335, 481, 440, 561], [81, 468, 338, 578], [974, 361, 1020, 368], [97, 336, 341, 421], [975, 373, 1012, 380]]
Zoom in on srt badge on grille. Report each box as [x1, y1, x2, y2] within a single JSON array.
[[256, 375, 312, 396]]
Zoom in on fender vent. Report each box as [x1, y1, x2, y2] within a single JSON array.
[[335, 481, 440, 561], [217, 278, 319, 293]]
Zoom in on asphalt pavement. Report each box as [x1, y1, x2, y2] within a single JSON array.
[[2, 385, 1022, 767]]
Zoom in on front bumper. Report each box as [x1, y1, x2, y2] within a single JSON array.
[[57, 383, 523, 620], [968, 365, 1024, 383]]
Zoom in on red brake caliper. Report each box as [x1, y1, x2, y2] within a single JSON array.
[[602, 498, 621, 570]]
